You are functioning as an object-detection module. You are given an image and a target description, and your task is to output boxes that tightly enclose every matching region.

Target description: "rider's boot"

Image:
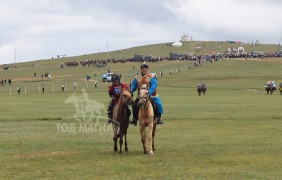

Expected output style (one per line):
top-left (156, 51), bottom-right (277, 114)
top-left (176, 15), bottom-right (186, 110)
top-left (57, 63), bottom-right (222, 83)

top-left (107, 101), bottom-right (114, 125)
top-left (129, 105), bottom-right (138, 126)
top-left (126, 106), bottom-right (131, 123)
top-left (157, 113), bottom-right (163, 125)
top-left (107, 113), bottom-right (112, 125)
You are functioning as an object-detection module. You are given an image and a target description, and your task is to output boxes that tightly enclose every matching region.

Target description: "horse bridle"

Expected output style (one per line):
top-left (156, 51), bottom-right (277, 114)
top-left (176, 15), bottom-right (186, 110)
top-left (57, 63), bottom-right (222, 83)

top-left (119, 87), bottom-right (133, 106)
top-left (137, 89), bottom-right (149, 108)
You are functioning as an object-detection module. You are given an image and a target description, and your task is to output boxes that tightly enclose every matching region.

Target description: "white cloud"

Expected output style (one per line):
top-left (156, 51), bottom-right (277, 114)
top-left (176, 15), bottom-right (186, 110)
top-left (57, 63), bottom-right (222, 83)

top-left (165, 0), bottom-right (282, 41)
top-left (0, 0), bottom-right (282, 64)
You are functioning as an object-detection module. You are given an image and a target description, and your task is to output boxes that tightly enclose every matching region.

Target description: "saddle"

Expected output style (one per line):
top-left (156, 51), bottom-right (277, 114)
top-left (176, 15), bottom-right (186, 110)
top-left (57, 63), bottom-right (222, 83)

top-left (149, 99), bottom-right (158, 120)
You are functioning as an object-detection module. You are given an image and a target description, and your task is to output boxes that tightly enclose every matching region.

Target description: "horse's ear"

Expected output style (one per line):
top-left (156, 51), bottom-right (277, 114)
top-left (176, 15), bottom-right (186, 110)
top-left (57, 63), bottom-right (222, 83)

top-left (123, 90), bottom-right (132, 98)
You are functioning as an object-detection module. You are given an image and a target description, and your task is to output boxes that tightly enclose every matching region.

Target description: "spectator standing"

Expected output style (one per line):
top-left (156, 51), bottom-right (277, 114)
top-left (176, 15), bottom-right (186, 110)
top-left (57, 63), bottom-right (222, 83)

top-left (42, 84), bottom-right (45, 94)
top-left (94, 80), bottom-right (98, 88)
top-left (62, 84), bottom-right (65, 91)
top-left (74, 82), bottom-right (77, 91)
top-left (17, 85), bottom-right (21, 95)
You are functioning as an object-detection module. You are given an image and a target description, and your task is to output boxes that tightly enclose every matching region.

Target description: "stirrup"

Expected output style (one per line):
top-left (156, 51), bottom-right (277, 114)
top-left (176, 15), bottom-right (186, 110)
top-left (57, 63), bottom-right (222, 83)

top-left (106, 120), bottom-right (112, 125)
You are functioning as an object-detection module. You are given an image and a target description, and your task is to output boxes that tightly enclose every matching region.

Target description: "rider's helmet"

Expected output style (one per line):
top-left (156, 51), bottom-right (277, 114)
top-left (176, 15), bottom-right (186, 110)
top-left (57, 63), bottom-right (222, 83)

top-left (140, 64), bottom-right (149, 69)
top-left (111, 74), bottom-right (120, 83)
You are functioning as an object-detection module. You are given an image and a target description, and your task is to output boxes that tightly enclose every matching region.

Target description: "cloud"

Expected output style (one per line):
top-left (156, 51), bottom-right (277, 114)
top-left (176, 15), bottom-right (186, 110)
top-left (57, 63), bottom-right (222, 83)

top-left (165, 0), bottom-right (282, 42)
top-left (0, 0), bottom-right (282, 64)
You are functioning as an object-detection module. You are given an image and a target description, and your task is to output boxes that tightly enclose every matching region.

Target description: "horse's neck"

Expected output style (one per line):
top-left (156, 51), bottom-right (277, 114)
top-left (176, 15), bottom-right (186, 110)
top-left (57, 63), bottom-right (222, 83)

top-left (139, 100), bottom-right (154, 126)
top-left (140, 100), bottom-right (152, 112)
top-left (117, 98), bottom-right (127, 115)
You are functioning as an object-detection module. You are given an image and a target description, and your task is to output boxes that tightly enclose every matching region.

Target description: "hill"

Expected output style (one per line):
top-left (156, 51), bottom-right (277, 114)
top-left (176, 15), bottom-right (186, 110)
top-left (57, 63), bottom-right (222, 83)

top-left (2, 40), bottom-right (281, 67)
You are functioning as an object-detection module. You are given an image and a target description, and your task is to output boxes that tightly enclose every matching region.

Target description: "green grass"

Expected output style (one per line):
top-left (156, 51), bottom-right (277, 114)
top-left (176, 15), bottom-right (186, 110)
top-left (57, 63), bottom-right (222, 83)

top-left (0, 58), bottom-right (282, 179)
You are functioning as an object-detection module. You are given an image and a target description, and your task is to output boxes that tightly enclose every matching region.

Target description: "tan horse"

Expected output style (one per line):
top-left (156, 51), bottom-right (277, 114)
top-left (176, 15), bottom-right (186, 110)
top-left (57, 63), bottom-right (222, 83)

top-left (112, 89), bottom-right (132, 154)
top-left (137, 85), bottom-right (157, 155)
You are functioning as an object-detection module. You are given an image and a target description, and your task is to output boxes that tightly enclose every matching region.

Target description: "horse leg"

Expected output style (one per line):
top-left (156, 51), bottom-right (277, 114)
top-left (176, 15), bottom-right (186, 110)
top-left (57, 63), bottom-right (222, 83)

top-left (113, 135), bottom-right (118, 152)
top-left (119, 132), bottom-right (123, 154)
top-left (152, 122), bottom-right (156, 151)
top-left (113, 124), bottom-right (118, 152)
top-left (140, 127), bottom-right (147, 154)
top-left (124, 130), bottom-right (128, 152)
top-left (148, 124), bottom-right (154, 155)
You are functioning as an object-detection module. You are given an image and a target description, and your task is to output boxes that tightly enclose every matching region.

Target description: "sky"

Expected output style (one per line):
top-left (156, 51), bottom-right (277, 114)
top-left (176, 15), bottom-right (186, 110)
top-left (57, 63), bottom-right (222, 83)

top-left (1, 0), bottom-right (282, 64)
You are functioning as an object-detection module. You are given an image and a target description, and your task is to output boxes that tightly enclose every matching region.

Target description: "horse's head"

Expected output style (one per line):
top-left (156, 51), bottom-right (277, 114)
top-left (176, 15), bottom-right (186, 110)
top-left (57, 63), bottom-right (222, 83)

top-left (119, 89), bottom-right (133, 105)
top-left (137, 85), bottom-right (149, 106)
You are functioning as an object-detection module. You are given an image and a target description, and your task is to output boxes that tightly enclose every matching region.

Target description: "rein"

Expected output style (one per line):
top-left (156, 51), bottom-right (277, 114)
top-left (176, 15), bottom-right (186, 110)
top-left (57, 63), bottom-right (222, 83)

top-left (138, 96), bottom-right (149, 108)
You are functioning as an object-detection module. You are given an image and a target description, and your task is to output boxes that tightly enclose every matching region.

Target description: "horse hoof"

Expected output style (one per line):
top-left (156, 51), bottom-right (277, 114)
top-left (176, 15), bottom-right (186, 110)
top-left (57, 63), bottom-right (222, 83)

top-left (125, 148), bottom-right (128, 152)
top-left (148, 151), bottom-right (154, 155)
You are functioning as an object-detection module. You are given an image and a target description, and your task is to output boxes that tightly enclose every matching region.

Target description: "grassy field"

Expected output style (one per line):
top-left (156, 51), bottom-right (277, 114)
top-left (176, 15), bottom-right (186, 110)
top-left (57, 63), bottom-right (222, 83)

top-left (0, 58), bottom-right (282, 179)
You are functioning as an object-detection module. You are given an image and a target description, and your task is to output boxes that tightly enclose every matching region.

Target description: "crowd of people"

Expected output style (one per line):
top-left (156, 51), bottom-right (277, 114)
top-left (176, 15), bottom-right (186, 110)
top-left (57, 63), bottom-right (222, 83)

top-left (0, 79), bottom-right (12, 86)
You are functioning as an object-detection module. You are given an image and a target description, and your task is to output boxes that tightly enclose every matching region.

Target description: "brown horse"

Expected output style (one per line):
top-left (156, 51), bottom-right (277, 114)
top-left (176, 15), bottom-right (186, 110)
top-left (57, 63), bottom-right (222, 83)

top-left (112, 89), bottom-right (132, 154)
top-left (137, 84), bottom-right (157, 155)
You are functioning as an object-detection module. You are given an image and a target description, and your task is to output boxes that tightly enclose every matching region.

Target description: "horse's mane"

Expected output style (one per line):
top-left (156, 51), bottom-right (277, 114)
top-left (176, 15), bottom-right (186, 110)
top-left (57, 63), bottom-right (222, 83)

top-left (117, 95), bottom-right (126, 116)
top-left (116, 90), bottom-right (131, 120)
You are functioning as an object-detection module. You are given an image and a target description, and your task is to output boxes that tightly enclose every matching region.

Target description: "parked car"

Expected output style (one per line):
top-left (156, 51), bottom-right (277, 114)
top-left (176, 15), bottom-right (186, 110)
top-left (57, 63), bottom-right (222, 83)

top-left (102, 73), bottom-right (114, 82)
top-left (106, 73), bottom-right (115, 82)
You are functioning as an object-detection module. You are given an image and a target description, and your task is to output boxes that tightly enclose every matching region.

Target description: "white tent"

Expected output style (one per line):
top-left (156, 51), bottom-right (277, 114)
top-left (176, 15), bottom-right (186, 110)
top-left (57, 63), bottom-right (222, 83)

top-left (172, 41), bottom-right (183, 47)
top-left (238, 47), bottom-right (244, 53)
